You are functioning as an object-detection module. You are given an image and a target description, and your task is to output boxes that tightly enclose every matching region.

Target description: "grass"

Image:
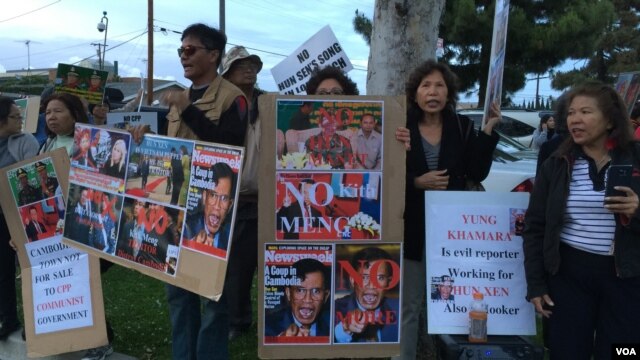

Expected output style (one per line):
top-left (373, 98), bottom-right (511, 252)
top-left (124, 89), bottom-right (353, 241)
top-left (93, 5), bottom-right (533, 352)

top-left (17, 266), bottom-right (546, 359)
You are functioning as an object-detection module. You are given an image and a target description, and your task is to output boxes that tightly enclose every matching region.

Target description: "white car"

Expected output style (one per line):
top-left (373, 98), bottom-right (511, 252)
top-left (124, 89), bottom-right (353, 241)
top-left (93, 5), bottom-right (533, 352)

top-left (459, 110), bottom-right (537, 148)
top-left (482, 146), bottom-right (536, 193)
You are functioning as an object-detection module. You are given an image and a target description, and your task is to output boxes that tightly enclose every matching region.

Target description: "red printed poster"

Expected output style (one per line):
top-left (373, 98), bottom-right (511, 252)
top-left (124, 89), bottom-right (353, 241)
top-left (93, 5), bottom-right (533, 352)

top-left (275, 172), bottom-right (381, 240)
top-left (263, 244), bottom-right (333, 345)
top-left (69, 124), bottom-right (131, 194)
top-left (181, 144), bottom-right (243, 259)
top-left (333, 243), bottom-right (401, 344)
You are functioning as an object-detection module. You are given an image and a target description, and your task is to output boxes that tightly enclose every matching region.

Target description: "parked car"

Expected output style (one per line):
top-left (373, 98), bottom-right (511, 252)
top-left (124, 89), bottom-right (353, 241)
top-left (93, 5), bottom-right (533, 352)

top-left (482, 146), bottom-right (536, 193)
top-left (460, 110), bottom-right (537, 148)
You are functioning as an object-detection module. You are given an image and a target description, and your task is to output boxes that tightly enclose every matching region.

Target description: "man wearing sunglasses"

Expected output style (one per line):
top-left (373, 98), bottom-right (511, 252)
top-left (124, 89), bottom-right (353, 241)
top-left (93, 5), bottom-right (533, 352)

top-left (157, 23), bottom-right (247, 360)
top-left (264, 258), bottom-right (331, 341)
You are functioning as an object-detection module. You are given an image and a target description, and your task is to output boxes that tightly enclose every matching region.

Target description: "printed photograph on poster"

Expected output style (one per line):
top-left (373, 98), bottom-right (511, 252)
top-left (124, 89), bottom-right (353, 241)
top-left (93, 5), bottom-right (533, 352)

top-left (276, 99), bottom-right (384, 170)
top-left (510, 208), bottom-right (526, 236)
top-left (69, 125), bottom-right (131, 194)
top-left (7, 162), bottom-right (45, 208)
top-left (115, 197), bottom-right (183, 275)
top-left (126, 135), bottom-right (194, 207)
top-left (54, 63), bottom-right (109, 105)
top-left (430, 275), bottom-right (455, 302)
top-left (275, 172), bottom-right (381, 240)
top-left (182, 144), bottom-right (242, 259)
top-left (19, 197), bottom-right (65, 242)
top-left (334, 243), bottom-right (401, 344)
top-left (623, 73), bottom-right (640, 114)
top-left (263, 243), bottom-right (333, 345)
top-left (63, 183), bottom-right (124, 255)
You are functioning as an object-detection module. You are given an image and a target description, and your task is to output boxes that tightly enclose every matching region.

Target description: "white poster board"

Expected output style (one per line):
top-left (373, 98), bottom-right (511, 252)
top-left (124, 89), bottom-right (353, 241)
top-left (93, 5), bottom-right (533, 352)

top-left (106, 111), bottom-right (158, 133)
top-left (270, 25), bottom-right (353, 95)
top-left (425, 191), bottom-right (535, 335)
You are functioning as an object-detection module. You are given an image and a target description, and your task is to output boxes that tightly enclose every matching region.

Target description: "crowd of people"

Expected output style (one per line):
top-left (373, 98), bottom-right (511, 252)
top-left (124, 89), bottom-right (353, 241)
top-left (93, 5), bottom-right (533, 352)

top-left (0, 20), bottom-right (638, 360)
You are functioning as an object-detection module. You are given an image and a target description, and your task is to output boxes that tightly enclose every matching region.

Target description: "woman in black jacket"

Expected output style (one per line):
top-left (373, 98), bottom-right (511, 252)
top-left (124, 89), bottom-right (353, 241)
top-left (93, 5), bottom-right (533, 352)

top-left (398, 60), bottom-right (499, 359)
top-left (524, 82), bottom-right (640, 359)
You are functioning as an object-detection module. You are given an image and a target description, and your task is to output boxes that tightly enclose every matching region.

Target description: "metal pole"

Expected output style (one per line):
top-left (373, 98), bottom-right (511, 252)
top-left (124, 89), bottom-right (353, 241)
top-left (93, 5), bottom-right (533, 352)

top-left (219, 0), bottom-right (225, 73)
top-left (102, 12), bottom-right (108, 70)
top-left (147, 0), bottom-right (154, 105)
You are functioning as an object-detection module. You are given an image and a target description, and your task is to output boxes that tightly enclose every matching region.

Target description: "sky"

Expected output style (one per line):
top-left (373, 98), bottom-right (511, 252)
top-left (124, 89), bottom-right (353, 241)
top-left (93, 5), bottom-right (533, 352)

top-left (0, 0), bottom-right (561, 105)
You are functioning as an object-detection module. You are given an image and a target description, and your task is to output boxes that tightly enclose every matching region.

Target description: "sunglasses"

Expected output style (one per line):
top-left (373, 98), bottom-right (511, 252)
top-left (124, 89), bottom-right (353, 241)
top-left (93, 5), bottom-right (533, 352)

top-left (177, 45), bottom-right (211, 57)
top-left (316, 88), bottom-right (344, 95)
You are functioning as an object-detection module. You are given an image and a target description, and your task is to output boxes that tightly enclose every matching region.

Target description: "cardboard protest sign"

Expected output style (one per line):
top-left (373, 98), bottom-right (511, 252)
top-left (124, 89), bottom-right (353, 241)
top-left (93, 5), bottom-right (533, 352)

top-left (106, 111), bottom-right (159, 134)
top-left (0, 149), bottom-right (107, 357)
top-left (271, 26), bottom-right (353, 95)
top-left (425, 191), bottom-right (536, 335)
top-left (258, 94), bottom-right (405, 359)
top-left (482, 0), bottom-right (510, 125)
top-left (54, 63), bottom-right (109, 105)
top-left (62, 124), bottom-right (243, 299)
top-left (14, 96), bottom-right (40, 133)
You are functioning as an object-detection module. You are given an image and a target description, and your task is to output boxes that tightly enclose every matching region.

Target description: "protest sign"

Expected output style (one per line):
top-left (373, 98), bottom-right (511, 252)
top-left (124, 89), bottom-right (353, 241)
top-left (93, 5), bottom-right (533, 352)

top-left (271, 26), bottom-right (353, 95)
top-left (614, 72), bottom-right (640, 114)
top-left (14, 96), bottom-right (40, 133)
top-left (0, 149), bottom-right (106, 357)
top-left (106, 111), bottom-right (158, 133)
top-left (54, 63), bottom-right (109, 105)
top-left (258, 94), bottom-right (405, 359)
top-left (425, 191), bottom-right (536, 335)
top-left (482, 0), bottom-right (510, 125)
top-left (62, 125), bottom-right (244, 299)
top-left (334, 243), bottom-right (402, 344)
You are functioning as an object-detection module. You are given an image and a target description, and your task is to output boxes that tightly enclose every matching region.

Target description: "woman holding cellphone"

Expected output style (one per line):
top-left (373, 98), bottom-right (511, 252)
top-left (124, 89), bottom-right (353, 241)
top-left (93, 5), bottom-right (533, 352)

top-left (523, 81), bottom-right (640, 359)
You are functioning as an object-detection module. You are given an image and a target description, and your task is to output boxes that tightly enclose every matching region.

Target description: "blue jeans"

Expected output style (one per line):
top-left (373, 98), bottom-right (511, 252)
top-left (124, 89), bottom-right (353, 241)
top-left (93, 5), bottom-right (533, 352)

top-left (166, 285), bottom-right (229, 360)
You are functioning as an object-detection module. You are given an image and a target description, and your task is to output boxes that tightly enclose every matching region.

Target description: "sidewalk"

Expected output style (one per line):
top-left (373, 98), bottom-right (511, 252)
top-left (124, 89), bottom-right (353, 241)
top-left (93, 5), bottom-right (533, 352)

top-left (0, 327), bottom-right (137, 360)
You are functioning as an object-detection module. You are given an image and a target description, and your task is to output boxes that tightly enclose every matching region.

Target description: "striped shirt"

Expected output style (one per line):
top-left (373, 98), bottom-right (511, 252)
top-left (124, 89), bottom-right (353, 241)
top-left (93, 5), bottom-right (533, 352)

top-left (560, 158), bottom-right (615, 255)
top-left (421, 137), bottom-right (440, 171)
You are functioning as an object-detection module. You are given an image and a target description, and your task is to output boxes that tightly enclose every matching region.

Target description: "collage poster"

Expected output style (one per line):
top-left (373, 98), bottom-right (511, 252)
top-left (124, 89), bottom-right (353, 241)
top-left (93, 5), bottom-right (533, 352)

top-left (262, 243), bottom-right (402, 346)
top-left (275, 99), bottom-right (384, 241)
top-left (63, 125), bottom-right (243, 282)
top-left (425, 192), bottom-right (536, 335)
top-left (6, 157), bottom-right (94, 335)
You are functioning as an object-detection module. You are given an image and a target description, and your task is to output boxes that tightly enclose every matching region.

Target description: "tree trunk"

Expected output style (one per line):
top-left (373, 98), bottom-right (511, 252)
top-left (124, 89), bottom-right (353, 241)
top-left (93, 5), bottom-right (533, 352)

top-left (366, 0), bottom-right (445, 96)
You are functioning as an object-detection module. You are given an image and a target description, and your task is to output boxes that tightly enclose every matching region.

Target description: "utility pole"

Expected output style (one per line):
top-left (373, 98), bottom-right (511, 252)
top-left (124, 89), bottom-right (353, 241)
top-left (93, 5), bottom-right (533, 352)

top-left (219, 0), bottom-right (225, 73)
top-left (147, 0), bottom-right (154, 105)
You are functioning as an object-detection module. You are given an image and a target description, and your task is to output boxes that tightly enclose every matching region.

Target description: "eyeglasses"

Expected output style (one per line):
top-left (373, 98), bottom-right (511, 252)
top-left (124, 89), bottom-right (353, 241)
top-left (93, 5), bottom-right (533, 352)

top-left (317, 88), bottom-right (344, 96)
top-left (8, 114), bottom-right (23, 120)
top-left (291, 287), bottom-right (325, 300)
top-left (177, 45), bottom-right (211, 57)
top-left (205, 190), bottom-right (231, 205)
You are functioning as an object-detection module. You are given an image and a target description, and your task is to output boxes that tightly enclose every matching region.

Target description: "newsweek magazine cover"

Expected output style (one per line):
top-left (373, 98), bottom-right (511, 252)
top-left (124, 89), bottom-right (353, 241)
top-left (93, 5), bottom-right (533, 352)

top-left (181, 143), bottom-right (243, 260)
top-left (263, 244), bottom-right (334, 345)
top-left (333, 243), bottom-right (401, 344)
top-left (69, 124), bottom-right (130, 194)
top-left (275, 172), bottom-right (381, 241)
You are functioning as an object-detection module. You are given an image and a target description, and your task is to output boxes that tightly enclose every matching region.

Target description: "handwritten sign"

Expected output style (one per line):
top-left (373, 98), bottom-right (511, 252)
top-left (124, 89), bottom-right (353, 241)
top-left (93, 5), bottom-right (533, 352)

top-left (27, 236), bottom-right (93, 334)
top-left (425, 191), bottom-right (535, 335)
top-left (106, 111), bottom-right (158, 133)
top-left (271, 25), bottom-right (353, 95)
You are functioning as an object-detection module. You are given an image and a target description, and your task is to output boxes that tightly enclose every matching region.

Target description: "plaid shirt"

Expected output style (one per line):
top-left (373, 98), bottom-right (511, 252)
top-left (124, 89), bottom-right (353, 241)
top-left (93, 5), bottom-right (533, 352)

top-left (305, 133), bottom-right (353, 169)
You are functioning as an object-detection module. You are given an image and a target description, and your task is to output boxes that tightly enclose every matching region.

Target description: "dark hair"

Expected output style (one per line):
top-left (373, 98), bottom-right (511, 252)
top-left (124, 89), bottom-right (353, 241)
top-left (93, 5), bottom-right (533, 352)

top-left (28, 206), bottom-right (37, 213)
top-left (0, 96), bottom-right (16, 125)
top-left (291, 258), bottom-right (329, 290)
top-left (406, 59), bottom-right (459, 115)
top-left (182, 23), bottom-right (227, 67)
top-left (42, 93), bottom-right (89, 137)
top-left (212, 162), bottom-right (237, 196)
top-left (538, 114), bottom-right (552, 131)
top-left (350, 246), bottom-right (393, 274)
top-left (306, 66), bottom-right (359, 95)
top-left (559, 81), bottom-right (634, 154)
top-left (298, 178), bottom-right (315, 191)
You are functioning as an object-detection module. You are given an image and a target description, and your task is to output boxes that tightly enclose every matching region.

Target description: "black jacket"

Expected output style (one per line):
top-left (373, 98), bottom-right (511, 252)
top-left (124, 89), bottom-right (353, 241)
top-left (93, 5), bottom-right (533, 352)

top-left (403, 106), bottom-right (498, 261)
top-left (523, 145), bottom-right (640, 300)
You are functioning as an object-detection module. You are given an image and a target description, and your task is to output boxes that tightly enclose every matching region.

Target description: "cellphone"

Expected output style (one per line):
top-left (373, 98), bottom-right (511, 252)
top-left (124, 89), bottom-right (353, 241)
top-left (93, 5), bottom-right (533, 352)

top-left (605, 165), bottom-right (632, 198)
